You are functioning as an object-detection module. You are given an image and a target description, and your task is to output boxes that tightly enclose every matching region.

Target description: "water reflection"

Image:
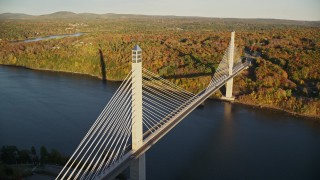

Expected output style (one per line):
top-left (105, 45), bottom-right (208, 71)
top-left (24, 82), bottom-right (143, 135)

top-left (224, 102), bottom-right (233, 122)
top-left (222, 102), bottom-right (234, 146)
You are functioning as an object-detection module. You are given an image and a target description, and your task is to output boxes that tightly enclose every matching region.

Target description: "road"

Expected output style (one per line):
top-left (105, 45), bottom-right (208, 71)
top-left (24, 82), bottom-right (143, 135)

top-left (99, 60), bottom-right (250, 180)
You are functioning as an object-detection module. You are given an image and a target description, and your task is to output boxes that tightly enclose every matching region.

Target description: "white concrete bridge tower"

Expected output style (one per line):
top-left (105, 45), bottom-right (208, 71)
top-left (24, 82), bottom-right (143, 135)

top-left (131, 45), bottom-right (146, 180)
top-left (223, 31), bottom-right (236, 101)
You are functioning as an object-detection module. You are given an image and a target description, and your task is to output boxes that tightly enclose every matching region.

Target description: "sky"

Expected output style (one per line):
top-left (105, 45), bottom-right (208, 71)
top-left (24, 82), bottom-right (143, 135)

top-left (0, 0), bottom-right (319, 21)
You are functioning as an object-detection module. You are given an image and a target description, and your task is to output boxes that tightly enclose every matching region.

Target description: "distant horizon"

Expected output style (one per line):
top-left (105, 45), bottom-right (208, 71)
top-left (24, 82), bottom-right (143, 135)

top-left (1, 11), bottom-right (319, 22)
top-left (0, 0), bottom-right (319, 21)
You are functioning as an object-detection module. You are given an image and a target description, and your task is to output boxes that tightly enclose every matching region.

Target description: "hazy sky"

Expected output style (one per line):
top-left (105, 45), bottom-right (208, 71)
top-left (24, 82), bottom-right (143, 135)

top-left (0, 0), bottom-right (319, 21)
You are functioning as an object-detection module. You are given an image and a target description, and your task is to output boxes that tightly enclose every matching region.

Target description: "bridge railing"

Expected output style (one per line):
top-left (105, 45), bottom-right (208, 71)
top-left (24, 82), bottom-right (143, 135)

top-left (88, 60), bottom-right (251, 180)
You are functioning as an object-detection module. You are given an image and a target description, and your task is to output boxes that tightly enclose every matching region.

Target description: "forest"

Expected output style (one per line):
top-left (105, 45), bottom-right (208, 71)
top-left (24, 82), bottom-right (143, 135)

top-left (0, 145), bottom-right (68, 179)
top-left (0, 12), bottom-right (319, 118)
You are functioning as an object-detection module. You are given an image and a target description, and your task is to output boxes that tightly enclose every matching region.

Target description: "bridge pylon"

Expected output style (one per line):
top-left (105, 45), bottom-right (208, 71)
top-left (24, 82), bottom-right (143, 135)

top-left (222, 31), bottom-right (236, 101)
top-left (131, 45), bottom-right (146, 180)
top-left (56, 33), bottom-right (250, 180)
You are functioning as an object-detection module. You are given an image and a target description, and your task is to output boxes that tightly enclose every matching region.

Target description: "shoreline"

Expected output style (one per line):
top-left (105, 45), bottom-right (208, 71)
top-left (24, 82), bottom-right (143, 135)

top-left (1, 64), bottom-right (319, 120)
top-left (0, 64), bottom-right (123, 82)
top-left (232, 100), bottom-right (320, 120)
top-left (207, 96), bottom-right (319, 120)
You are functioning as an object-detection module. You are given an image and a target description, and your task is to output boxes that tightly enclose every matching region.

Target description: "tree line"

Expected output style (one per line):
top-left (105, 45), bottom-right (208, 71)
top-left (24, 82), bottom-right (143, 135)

top-left (0, 17), bottom-right (319, 118)
top-left (0, 145), bottom-right (68, 165)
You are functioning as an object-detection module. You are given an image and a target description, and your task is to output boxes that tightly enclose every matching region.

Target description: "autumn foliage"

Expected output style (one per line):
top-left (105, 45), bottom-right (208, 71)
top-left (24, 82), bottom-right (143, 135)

top-left (0, 15), bottom-right (319, 118)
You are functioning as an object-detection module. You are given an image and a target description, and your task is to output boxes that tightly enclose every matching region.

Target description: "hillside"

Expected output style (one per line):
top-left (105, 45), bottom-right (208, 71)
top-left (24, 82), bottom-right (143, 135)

top-left (39, 11), bottom-right (77, 18)
top-left (0, 12), bottom-right (319, 118)
top-left (0, 13), bottom-right (34, 19)
top-left (1, 12), bottom-right (319, 27)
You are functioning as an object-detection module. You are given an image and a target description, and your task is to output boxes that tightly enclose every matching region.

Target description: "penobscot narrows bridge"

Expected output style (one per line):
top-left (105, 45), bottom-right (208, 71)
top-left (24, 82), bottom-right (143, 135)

top-left (56, 31), bottom-right (250, 180)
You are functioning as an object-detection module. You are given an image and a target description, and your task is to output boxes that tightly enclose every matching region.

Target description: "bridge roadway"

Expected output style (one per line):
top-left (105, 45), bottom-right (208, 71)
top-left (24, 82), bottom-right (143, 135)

top-left (97, 60), bottom-right (250, 180)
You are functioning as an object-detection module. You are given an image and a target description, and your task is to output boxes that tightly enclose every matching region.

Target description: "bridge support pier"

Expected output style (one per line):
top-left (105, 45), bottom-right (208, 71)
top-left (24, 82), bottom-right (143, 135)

top-left (222, 31), bottom-right (235, 101)
top-left (131, 45), bottom-right (146, 180)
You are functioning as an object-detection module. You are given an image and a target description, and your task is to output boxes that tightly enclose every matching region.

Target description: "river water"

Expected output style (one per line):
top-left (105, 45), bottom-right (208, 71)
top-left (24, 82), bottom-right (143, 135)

top-left (0, 66), bottom-right (319, 179)
top-left (12, 33), bottom-right (84, 43)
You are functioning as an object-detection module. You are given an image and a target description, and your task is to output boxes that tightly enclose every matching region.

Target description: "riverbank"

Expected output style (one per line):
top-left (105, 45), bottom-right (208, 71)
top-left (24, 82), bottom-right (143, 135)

top-left (1, 64), bottom-right (318, 120)
top-left (232, 100), bottom-right (320, 120)
top-left (206, 96), bottom-right (320, 120)
top-left (0, 64), bottom-right (122, 82)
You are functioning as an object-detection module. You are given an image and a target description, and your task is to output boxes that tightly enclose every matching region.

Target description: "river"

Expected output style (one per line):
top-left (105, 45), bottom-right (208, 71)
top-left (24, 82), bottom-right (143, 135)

top-left (12, 33), bottom-right (84, 43)
top-left (0, 66), bottom-right (319, 179)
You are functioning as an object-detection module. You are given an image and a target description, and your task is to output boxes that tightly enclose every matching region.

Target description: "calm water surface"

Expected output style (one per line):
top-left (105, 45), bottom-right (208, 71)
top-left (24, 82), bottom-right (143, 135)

top-left (12, 33), bottom-right (84, 43)
top-left (0, 66), bottom-right (319, 179)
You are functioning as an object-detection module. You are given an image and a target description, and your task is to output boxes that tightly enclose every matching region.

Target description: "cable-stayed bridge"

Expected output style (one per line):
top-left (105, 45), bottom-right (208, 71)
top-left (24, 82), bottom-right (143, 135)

top-left (56, 31), bottom-right (250, 180)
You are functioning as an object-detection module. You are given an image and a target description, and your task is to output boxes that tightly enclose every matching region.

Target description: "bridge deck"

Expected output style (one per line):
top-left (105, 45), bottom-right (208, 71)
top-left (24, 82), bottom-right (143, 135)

top-left (97, 60), bottom-right (250, 180)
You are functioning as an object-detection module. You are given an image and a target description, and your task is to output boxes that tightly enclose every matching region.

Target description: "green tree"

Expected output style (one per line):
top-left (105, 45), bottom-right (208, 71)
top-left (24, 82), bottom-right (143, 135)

top-left (40, 146), bottom-right (49, 164)
top-left (18, 150), bottom-right (31, 164)
top-left (31, 146), bottom-right (36, 156)
top-left (0, 146), bottom-right (18, 164)
top-left (30, 146), bottom-right (38, 164)
top-left (49, 149), bottom-right (62, 165)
